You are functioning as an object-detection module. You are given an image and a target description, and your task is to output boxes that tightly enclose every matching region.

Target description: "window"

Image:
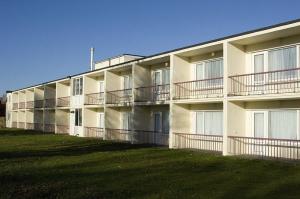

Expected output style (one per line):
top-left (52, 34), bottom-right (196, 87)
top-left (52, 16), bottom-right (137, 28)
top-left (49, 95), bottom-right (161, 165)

top-left (195, 59), bottom-right (223, 87)
top-left (123, 75), bottom-right (132, 95)
top-left (153, 68), bottom-right (170, 85)
top-left (99, 113), bottom-right (104, 128)
top-left (254, 54), bottom-right (264, 82)
top-left (269, 110), bottom-right (297, 139)
top-left (154, 111), bottom-right (169, 133)
top-left (195, 59), bottom-right (223, 80)
top-left (122, 112), bottom-right (132, 130)
top-left (195, 111), bottom-right (223, 135)
top-left (251, 110), bottom-right (298, 140)
top-left (252, 46), bottom-right (298, 80)
top-left (73, 77), bottom-right (83, 96)
top-left (75, 109), bottom-right (82, 126)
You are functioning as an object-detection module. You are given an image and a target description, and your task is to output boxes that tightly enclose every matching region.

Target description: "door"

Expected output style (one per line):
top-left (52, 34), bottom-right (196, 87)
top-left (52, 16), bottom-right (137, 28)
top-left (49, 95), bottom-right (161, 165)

top-left (99, 81), bottom-right (104, 101)
top-left (122, 112), bottom-right (132, 141)
top-left (73, 109), bottom-right (82, 136)
top-left (253, 112), bottom-right (265, 154)
top-left (70, 110), bottom-right (75, 135)
top-left (252, 53), bottom-right (265, 94)
top-left (154, 71), bottom-right (162, 100)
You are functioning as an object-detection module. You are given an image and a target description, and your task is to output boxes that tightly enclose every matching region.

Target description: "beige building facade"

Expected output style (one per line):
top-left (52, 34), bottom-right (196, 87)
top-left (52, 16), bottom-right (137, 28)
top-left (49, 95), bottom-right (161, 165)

top-left (6, 19), bottom-right (300, 160)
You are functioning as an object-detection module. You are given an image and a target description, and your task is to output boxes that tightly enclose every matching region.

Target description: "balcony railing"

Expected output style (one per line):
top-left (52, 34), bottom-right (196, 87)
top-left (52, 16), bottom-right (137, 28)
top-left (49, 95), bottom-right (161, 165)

top-left (228, 136), bottom-right (300, 160)
top-left (19, 102), bottom-right (25, 109)
top-left (106, 89), bottom-right (132, 105)
top-left (34, 100), bottom-right (44, 108)
top-left (105, 128), bottom-right (169, 145)
top-left (13, 103), bottom-right (18, 110)
top-left (26, 101), bottom-right (34, 109)
top-left (26, 123), bottom-right (34, 130)
top-left (173, 132), bottom-right (223, 152)
top-left (174, 78), bottom-right (223, 100)
top-left (56, 125), bottom-right (69, 134)
top-left (85, 92), bottom-right (104, 105)
top-left (84, 127), bottom-right (104, 138)
top-left (135, 84), bottom-right (170, 102)
top-left (134, 130), bottom-right (169, 145)
top-left (44, 124), bottom-right (55, 132)
top-left (34, 123), bottom-right (43, 131)
top-left (12, 122), bottom-right (18, 128)
top-left (18, 122), bottom-right (25, 129)
top-left (56, 97), bottom-right (70, 107)
top-left (44, 98), bottom-right (56, 108)
top-left (229, 68), bottom-right (300, 96)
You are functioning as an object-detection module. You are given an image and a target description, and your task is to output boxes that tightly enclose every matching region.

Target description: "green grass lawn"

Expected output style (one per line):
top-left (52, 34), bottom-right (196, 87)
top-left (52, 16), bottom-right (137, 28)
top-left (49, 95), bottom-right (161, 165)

top-left (0, 129), bottom-right (300, 199)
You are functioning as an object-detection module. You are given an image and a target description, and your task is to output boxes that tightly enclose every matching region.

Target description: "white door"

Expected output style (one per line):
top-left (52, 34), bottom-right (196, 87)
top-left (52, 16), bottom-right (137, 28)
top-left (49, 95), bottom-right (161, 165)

top-left (154, 112), bottom-right (162, 132)
top-left (154, 71), bottom-right (162, 100)
top-left (73, 109), bottom-right (83, 136)
top-left (122, 112), bottom-right (132, 141)
top-left (99, 113), bottom-right (104, 129)
top-left (70, 110), bottom-right (75, 135)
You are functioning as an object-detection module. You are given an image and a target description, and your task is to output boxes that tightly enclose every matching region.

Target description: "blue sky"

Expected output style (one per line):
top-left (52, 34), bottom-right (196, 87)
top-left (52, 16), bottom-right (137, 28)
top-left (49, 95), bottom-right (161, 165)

top-left (1, 0), bottom-right (300, 95)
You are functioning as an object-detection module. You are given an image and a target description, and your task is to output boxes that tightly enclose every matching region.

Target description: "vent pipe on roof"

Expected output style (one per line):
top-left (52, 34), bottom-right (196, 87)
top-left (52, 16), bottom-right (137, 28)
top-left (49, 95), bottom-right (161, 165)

top-left (90, 47), bottom-right (95, 71)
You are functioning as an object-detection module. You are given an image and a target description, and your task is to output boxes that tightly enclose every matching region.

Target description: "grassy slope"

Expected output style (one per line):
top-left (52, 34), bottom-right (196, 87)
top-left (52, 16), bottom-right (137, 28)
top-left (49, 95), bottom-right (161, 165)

top-left (0, 129), bottom-right (300, 199)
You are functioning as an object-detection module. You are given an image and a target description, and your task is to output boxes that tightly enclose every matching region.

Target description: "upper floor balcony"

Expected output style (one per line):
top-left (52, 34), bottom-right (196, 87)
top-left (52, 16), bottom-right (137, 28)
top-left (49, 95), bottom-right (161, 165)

top-left (34, 100), bottom-right (44, 108)
top-left (85, 92), bottom-right (104, 105)
top-left (56, 96), bottom-right (70, 107)
top-left (26, 101), bottom-right (34, 109)
top-left (19, 101), bottom-right (25, 109)
top-left (174, 77), bottom-right (223, 100)
top-left (106, 89), bottom-right (132, 106)
top-left (135, 84), bottom-right (170, 103)
top-left (229, 68), bottom-right (300, 97)
top-left (45, 98), bottom-right (56, 108)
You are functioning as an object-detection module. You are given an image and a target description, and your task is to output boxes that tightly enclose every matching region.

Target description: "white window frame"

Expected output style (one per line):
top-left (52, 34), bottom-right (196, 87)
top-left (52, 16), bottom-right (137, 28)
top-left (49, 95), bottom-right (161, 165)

top-left (193, 110), bottom-right (223, 135)
top-left (72, 77), bottom-right (83, 96)
top-left (251, 45), bottom-right (300, 79)
top-left (153, 112), bottom-right (162, 132)
top-left (193, 57), bottom-right (224, 81)
top-left (98, 112), bottom-right (104, 129)
top-left (250, 109), bottom-right (300, 140)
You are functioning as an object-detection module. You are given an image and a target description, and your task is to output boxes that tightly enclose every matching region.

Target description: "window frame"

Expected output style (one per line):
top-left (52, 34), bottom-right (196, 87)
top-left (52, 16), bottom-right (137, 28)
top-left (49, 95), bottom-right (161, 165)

top-left (250, 109), bottom-right (300, 140)
top-left (193, 110), bottom-right (223, 136)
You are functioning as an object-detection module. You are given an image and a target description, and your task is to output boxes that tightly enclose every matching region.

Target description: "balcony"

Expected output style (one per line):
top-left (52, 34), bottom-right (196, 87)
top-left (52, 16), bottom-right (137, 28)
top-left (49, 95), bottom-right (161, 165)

top-left (173, 132), bottom-right (223, 152)
top-left (44, 98), bottom-right (56, 108)
top-left (174, 78), bottom-right (223, 100)
top-left (135, 84), bottom-right (170, 103)
top-left (12, 122), bottom-right (18, 128)
top-left (106, 89), bottom-right (132, 106)
top-left (44, 124), bottom-right (55, 132)
top-left (229, 68), bottom-right (300, 96)
top-left (26, 101), bottom-right (34, 109)
top-left (19, 102), bottom-right (25, 109)
top-left (228, 136), bottom-right (300, 160)
top-left (34, 100), bottom-right (44, 108)
top-left (18, 122), bottom-right (25, 129)
top-left (26, 123), bottom-right (34, 130)
top-left (84, 127), bottom-right (104, 138)
top-left (12, 103), bottom-right (18, 110)
top-left (85, 92), bottom-right (104, 105)
top-left (56, 125), bottom-right (69, 134)
top-left (34, 123), bottom-right (43, 131)
top-left (56, 97), bottom-right (70, 107)
top-left (105, 128), bottom-right (169, 145)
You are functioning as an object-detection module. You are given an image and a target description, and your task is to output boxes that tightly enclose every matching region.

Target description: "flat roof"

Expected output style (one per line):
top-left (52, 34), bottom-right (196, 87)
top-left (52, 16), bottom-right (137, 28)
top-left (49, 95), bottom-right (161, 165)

top-left (9, 18), bottom-right (300, 92)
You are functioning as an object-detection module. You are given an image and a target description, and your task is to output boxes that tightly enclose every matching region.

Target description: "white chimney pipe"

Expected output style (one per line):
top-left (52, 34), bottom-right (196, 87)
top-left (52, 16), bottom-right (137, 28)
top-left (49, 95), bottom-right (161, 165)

top-left (90, 47), bottom-right (95, 71)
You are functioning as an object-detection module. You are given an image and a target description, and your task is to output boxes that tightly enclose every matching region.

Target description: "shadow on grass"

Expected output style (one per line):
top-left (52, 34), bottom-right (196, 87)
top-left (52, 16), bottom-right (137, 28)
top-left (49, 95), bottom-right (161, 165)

top-left (0, 128), bottom-right (53, 136)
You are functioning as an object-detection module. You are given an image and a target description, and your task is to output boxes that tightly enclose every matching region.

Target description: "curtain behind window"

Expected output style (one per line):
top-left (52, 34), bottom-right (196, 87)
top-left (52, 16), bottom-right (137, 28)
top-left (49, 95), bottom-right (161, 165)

top-left (269, 110), bottom-right (297, 139)
top-left (268, 47), bottom-right (297, 79)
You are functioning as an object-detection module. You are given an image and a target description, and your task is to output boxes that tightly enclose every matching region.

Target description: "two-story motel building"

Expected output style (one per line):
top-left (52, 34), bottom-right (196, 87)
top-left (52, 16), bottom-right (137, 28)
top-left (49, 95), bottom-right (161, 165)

top-left (6, 19), bottom-right (300, 160)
